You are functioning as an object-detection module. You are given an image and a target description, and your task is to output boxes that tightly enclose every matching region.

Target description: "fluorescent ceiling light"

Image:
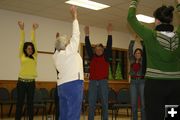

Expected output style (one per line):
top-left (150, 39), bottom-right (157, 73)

top-left (65, 0), bottom-right (110, 10)
top-left (136, 14), bottom-right (155, 23)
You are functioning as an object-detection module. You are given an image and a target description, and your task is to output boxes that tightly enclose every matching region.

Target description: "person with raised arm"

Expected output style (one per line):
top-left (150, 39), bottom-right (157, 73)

top-left (127, 0), bottom-right (180, 119)
top-left (84, 24), bottom-right (112, 120)
top-left (128, 34), bottom-right (146, 120)
top-left (16, 21), bottom-right (39, 120)
top-left (53, 6), bottom-right (84, 120)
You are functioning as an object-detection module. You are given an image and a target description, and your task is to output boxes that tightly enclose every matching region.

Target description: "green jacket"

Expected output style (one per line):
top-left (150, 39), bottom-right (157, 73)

top-left (127, 0), bottom-right (180, 80)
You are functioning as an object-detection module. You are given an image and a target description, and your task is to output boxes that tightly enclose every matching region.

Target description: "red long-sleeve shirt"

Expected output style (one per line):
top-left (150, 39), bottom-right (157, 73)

top-left (85, 35), bottom-right (112, 80)
top-left (89, 55), bottom-right (109, 80)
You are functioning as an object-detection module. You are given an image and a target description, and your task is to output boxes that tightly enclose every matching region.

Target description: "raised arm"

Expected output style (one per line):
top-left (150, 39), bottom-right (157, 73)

top-left (177, 0), bottom-right (180, 6)
top-left (18, 21), bottom-right (25, 57)
top-left (105, 23), bottom-right (112, 60)
top-left (128, 40), bottom-right (135, 64)
top-left (84, 26), bottom-right (93, 59)
top-left (54, 32), bottom-right (59, 52)
top-left (66, 6), bottom-right (80, 53)
top-left (31, 23), bottom-right (39, 57)
top-left (127, 0), bottom-right (153, 41)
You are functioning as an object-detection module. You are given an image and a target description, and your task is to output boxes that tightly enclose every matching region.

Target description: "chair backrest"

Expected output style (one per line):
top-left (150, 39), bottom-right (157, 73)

top-left (50, 87), bottom-right (56, 100)
top-left (117, 88), bottom-right (130, 104)
top-left (0, 87), bottom-right (10, 101)
top-left (39, 88), bottom-right (50, 100)
top-left (108, 88), bottom-right (117, 103)
top-left (11, 87), bottom-right (17, 101)
top-left (34, 88), bottom-right (43, 102)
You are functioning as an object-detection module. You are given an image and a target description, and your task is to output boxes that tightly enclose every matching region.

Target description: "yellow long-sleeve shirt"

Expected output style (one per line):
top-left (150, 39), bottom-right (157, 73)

top-left (19, 30), bottom-right (37, 79)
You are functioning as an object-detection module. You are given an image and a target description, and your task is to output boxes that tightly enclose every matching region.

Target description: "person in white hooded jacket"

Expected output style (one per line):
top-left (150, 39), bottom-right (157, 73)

top-left (53, 6), bottom-right (84, 120)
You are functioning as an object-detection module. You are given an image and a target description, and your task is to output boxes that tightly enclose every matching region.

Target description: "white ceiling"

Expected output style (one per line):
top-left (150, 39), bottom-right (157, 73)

top-left (0, 0), bottom-right (179, 33)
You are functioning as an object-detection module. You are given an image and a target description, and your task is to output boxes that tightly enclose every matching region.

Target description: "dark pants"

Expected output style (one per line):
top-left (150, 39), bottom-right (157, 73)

top-left (15, 80), bottom-right (35, 120)
top-left (57, 80), bottom-right (83, 120)
top-left (144, 80), bottom-right (180, 120)
top-left (88, 80), bottom-right (108, 120)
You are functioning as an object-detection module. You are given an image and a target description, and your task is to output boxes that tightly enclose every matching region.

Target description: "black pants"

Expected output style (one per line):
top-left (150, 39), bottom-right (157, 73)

top-left (144, 80), bottom-right (180, 120)
top-left (15, 80), bottom-right (35, 120)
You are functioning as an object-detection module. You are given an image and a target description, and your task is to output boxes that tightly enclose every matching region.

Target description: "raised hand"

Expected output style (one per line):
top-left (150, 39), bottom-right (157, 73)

top-left (70, 5), bottom-right (77, 20)
top-left (33, 23), bottom-right (39, 30)
top-left (18, 21), bottom-right (24, 30)
top-left (84, 26), bottom-right (89, 35)
top-left (134, 34), bottom-right (141, 43)
top-left (107, 23), bottom-right (113, 34)
top-left (56, 32), bottom-right (60, 39)
top-left (177, 0), bottom-right (180, 4)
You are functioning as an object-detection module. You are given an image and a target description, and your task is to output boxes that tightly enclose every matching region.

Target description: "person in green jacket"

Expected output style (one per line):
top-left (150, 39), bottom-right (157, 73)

top-left (127, 0), bottom-right (180, 120)
top-left (15, 21), bottom-right (39, 120)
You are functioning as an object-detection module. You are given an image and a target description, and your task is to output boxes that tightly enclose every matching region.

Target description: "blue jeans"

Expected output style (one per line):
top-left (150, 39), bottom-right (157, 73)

top-left (88, 80), bottom-right (108, 120)
top-left (57, 80), bottom-right (83, 120)
top-left (130, 79), bottom-right (146, 120)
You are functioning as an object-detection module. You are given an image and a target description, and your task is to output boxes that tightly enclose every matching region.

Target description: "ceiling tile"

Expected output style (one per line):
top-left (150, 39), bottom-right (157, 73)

top-left (100, 7), bottom-right (127, 17)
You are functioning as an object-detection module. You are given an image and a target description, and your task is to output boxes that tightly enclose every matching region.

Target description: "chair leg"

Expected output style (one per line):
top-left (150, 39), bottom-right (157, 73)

top-left (127, 108), bottom-right (129, 116)
top-left (8, 104), bottom-right (13, 117)
top-left (115, 110), bottom-right (116, 120)
top-left (53, 107), bottom-right (55, 120)
top-left (130, 108), bottom-right (132, 120)
top-left (23, 109), bottom-right (26, 120)
top-left (42, 108), bottom-right (44, 120)
top-left (100, 108), bottom-right (102, 120)
top-left (45, 106), bottom-right (47, 120)
top-left (36, 108), bottom-right (39, 115)
top-left (53, 114), bottom-right (54, 120)
top-left (82, 105), bottom-right (86, 120)
top-left (0, 104), bottom-right (3, 119)
top-left (53, 108), bottom-right (55, 120)
top-left (115, 109), bottom-right (118, 120)
top-left (1, 105), bottom-right (3, 119)
top-left (48, 103), bottom-right (53, 114)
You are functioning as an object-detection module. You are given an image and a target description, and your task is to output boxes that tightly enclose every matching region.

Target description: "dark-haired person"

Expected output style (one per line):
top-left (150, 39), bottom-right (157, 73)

top-left (84, 24), bottom-right (112, 120)
top-left (53, 6), bottom-right (84, 120)
top-left (15, 21), bottom-right (39, 120)
top-left (129, 36), bottom-right (146, 120)
top-left (127, 0), bottom-right (180, 120)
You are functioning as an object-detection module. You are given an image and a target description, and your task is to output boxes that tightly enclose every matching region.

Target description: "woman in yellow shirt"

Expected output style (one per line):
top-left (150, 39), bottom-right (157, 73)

top-left (15, 21), bottom-right (38, 120)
